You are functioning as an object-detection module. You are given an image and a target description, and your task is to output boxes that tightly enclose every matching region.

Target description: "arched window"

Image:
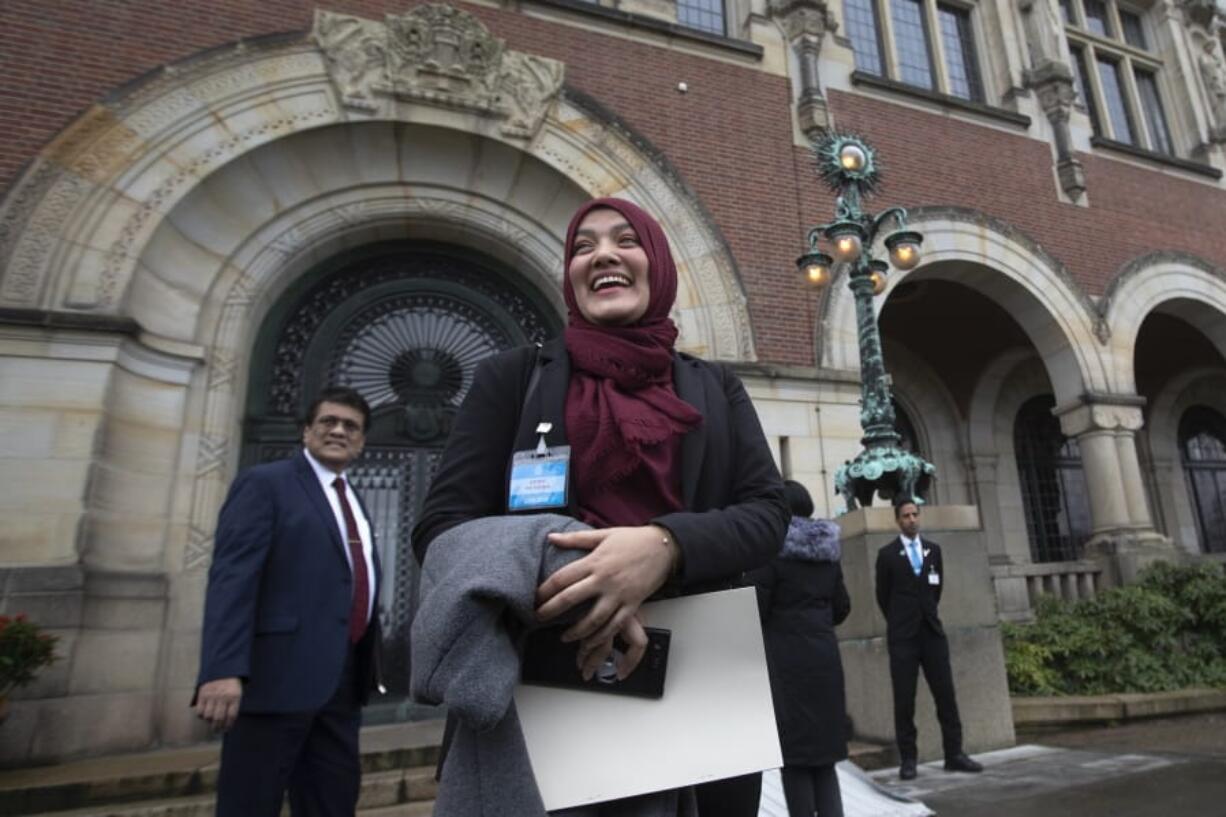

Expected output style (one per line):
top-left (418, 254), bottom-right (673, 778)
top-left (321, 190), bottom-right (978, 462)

top-left (1179, 406), bottom-right (1226, 553)
top-left (1014, 395), bottom-right (1092, 562)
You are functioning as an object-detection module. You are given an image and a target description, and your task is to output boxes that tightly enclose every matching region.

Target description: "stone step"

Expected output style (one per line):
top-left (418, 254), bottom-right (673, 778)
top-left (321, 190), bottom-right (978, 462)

top-left (21, 795), bottom-right (437, 817)
top-left (20, 768), bottom-right (436, 817)
top-left (0, 720), bottom-right (444, 816)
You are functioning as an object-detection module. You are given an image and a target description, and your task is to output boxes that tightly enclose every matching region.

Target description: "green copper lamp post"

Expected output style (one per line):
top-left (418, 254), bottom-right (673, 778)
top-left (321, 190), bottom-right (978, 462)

top-left (797, 132), bottom-right (935, 512)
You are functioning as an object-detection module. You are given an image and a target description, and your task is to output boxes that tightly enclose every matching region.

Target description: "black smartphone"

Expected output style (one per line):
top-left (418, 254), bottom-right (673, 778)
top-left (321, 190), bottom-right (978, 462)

top-left (519, 625), bottom-right (671, 699)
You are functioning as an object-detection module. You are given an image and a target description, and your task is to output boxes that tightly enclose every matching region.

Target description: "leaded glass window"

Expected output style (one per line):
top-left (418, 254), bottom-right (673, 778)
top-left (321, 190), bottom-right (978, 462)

top-left (1120, 9), bottom-right (1146, 48)
top-left (892, 0), bottom-right (936, 88)
top-left (1180, 406), bottom-right (1226, 553)
top-left (1082, 0), bottom-right (1112, 37)
top-left (845, 0), bottom-right (886, 75)
top-left (1015, 395), bottom-right (1092, 563)
top-left (1097, 56), bottom-right (1136, 145)
top-left (938, 4), bottom-right (983, 101)
top-left (1064, 0), bottom-right (1177, 155)
top-left (844, 0), bottom-right (984, 99)
top-left (1135, 68), bottom-right (1173, 155)
top-left (677, 0), bottom-right (725, 35)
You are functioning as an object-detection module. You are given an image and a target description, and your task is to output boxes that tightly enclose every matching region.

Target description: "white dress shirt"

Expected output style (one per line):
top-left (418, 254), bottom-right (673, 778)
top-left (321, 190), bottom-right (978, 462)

top-left (304, 447), bottom-right (376, 624)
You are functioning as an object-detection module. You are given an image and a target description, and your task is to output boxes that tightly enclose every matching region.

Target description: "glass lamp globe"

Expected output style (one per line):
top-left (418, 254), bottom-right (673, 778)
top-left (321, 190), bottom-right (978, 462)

top-left (885, 230), bottom-right (923, 271)
top-left (839, 143), bottom-right (867, 172)
top-left (797, 251), bottom-right (834, 288)
top-left (825, 224), bottom-right (865, 263)
top-left (868, 262), bottom-right (888, 295)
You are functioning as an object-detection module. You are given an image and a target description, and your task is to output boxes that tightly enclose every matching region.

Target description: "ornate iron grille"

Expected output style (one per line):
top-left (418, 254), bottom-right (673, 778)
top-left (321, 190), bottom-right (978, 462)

top-left (245, 247), bottom-right (558, 700)
top-left (1180, 406), bottom-right (1226, 554)
top-left (1014, 395), bottom-right (1092, 562)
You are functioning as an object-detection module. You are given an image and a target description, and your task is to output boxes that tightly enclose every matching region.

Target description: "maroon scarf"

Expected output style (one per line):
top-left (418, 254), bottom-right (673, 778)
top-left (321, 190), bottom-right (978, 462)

top-left (562, 198), bottom-right (703, 527)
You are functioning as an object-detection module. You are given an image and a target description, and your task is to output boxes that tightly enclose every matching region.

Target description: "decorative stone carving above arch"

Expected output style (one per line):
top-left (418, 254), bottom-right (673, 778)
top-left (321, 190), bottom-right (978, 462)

top-left (818, 206), bottom-right (1108, 404)
top-left (1099, 251), bottom-right (1226, 393)
top-left (0, 4), bottom-right (753, 363)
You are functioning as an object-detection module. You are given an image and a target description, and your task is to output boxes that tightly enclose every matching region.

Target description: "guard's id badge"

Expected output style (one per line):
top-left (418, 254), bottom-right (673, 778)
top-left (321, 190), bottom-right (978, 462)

top-left (508, 423), bottom-right (570, 511)
top-left (928, 570), bottom-right (941, 586)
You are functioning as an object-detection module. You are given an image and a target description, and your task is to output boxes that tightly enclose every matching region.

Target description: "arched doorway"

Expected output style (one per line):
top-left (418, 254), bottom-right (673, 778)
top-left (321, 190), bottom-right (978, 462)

top-left (243, 241), bottom-right (561, 706)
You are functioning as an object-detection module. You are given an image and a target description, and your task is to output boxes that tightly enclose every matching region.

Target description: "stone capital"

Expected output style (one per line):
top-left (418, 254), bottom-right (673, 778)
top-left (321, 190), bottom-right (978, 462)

top-left (1026, 62), bottom-right (1076, 121)
top-left (312, 4), bottom-right (564, 139)
top-left (768, 0), bottom-right (838, 41)
top-left (1053, 395), bottom-right (1146, 436)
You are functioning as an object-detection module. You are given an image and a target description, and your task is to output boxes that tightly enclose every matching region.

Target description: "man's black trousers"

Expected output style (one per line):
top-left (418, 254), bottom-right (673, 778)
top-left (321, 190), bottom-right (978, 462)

top-left (887, 626), bottom-right (963, 762)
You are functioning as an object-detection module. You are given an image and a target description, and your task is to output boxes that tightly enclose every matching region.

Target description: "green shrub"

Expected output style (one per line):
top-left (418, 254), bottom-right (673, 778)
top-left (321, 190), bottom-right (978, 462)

top-left (1002, 561), bottom-right (1226, 696)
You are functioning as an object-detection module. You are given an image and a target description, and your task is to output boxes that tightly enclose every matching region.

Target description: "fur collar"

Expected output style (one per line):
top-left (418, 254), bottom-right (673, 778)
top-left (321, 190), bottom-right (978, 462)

top-left (780, 517), bottom-right (842, 562)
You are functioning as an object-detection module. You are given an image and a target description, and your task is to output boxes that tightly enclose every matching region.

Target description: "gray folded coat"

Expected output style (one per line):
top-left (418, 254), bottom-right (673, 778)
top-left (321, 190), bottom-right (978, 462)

top-left (410, 513), bottom-right (696, 817)
top-left (410, 513), bottom-right (589, 817)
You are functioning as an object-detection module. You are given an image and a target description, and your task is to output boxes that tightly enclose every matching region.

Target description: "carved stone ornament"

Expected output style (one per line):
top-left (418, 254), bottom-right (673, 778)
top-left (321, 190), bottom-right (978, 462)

top-left (1178, 0), bottom-right (1220, 29)
top-left (313, 4), bottom-right (564, 139)
top-left (1026, 61), bottom-right (1087, 201)
top-left (1193, 28), bottom-right (1226, 141)
top-left (768, 0), bottom-right (839, 41)
top-left (1029, 62), bottom-right (1077, 121)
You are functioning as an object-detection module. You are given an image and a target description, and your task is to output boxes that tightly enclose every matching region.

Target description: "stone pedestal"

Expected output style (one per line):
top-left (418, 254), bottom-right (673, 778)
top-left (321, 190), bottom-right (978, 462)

top-left (835, 505), bottom-right (1016, 761)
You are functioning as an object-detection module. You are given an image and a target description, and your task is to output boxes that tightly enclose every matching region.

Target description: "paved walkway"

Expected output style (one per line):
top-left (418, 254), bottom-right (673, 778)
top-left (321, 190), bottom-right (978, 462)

top-left (868, 713), bottom-right (1226, 817)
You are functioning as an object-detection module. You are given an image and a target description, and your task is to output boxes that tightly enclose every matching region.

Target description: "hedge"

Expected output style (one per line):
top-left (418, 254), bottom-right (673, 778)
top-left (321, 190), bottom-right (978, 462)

top-left (1002, 561), bottom-right (1226, 696)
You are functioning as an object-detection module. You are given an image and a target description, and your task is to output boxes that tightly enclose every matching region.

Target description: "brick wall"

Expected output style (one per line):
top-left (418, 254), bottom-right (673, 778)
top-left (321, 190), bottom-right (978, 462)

top-left (2, 1), bottom-right (1225, 367)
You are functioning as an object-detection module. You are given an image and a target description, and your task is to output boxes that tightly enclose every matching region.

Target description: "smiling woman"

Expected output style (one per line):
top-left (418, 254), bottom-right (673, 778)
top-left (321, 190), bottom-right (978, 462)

top-left (412, 197), bottom-right (789, 817)
top-left (567, 207), bottom-right (652, 327)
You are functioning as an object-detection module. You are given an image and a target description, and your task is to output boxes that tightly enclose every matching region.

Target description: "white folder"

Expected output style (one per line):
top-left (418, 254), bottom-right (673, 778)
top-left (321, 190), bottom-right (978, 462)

top-left (514, 587), bottom-right (782, 811)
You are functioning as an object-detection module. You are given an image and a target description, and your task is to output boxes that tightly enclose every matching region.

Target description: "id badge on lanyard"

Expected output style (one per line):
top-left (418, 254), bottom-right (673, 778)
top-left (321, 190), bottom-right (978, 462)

top-left (507, 422), bottom-right (571, 512)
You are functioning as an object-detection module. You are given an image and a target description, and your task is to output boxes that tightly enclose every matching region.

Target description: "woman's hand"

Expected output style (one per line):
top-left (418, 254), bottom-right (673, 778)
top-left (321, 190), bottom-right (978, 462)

top-left (577, 612), bottom-right (649, 681)
top-left (536, 525), bottom-right (678, 646)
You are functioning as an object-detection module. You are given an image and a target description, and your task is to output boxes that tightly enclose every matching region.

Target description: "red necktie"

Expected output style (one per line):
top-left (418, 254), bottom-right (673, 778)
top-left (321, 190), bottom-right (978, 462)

top-left (332, 477), bottom-right (370, 644)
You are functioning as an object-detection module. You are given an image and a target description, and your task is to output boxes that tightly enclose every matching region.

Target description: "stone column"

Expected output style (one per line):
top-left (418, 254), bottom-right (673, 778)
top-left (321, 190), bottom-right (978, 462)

top-left (1055, 396), bottom-right (1174, 585)
top-left (1115, 429), bottom-right (1154, 528)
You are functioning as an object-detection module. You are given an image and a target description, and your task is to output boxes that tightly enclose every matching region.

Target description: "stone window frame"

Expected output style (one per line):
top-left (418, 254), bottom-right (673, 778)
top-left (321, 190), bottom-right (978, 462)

top-left (1063, 0), bottom-right (1179, 156)
top-left (843, 0), bottom-right (989, 102)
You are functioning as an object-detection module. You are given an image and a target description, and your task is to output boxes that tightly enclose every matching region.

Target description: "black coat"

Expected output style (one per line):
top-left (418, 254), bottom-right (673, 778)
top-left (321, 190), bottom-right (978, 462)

top-left (875, 536), bottom-right (945, 644)
top-left (750, 518), bottom-right (850, 767)
top-left (412, 337), bottom-right (789, 591)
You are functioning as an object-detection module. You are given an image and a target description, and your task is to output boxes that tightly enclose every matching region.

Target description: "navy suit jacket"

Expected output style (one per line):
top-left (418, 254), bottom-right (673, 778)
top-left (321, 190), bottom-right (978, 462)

top-left (197, 451), bottom-right (383, 712)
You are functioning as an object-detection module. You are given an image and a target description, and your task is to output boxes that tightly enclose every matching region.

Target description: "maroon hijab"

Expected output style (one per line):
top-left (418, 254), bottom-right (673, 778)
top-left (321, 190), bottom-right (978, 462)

top-left (562, 198), bottom-right (703, 527)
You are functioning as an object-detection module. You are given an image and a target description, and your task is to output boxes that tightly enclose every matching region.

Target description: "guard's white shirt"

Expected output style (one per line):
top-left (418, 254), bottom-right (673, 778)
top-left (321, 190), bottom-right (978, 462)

top-left (304, 447), bottom-right (376, 624)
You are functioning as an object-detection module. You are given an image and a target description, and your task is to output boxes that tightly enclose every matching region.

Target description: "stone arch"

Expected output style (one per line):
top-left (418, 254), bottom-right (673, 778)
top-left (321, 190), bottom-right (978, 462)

top-left (0, 11), bottom-right (763, 744)
top-left (818, 207), bottom-right (1108, 403)
top-left (1145, 367), bottom-right (1226, 554)
top-left (967, 349), bottom-right (1053, 565)
top-left (881, 338), bottom-right (972, 505)
top-left (1100, 252), bottom-right (1226, 393)
top-left (0, 24), bottom-right (753, 362)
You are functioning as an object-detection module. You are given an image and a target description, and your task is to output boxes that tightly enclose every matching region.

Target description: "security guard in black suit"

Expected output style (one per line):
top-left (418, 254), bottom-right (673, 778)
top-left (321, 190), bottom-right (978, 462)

top-left (875, 499), bottom-right (983, 780)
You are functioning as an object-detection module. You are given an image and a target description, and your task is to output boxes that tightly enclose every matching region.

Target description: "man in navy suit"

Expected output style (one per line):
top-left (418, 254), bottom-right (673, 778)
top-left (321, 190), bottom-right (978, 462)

top-left (875, 499), bottom-right (982, 781)
top-left (195, 386), bottom-right (383, 816)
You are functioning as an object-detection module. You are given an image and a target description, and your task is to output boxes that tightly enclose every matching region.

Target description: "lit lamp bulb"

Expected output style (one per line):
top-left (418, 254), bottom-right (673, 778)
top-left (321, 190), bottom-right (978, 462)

top-left (830, 232), bottom-right (862, 263)
top-left (868, 261), bottom-right (888, 295)
top-left (839, 143), bottom-right (867, 172)
top-left (797, 251), bottom-right (834, 289)
top-left (885, 230), bottom-right (923, 271)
